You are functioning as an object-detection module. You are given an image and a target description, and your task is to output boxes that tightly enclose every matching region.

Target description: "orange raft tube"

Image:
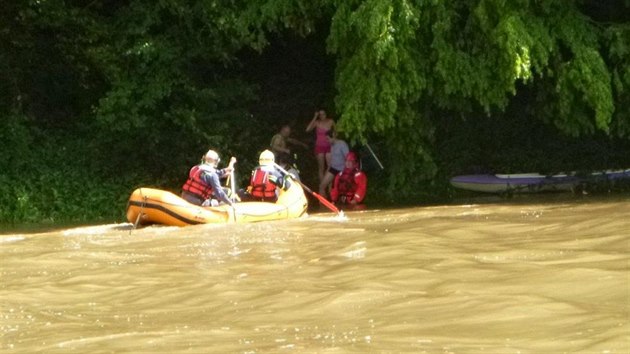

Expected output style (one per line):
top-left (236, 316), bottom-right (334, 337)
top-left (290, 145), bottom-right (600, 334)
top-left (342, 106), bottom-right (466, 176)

top-left (126, 181), bottom-right (308, 226)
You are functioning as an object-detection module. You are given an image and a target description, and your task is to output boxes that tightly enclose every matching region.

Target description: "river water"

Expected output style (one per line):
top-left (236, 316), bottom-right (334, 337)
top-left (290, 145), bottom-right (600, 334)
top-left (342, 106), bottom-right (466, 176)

top-left (1, 196), bottom-right (629, 353)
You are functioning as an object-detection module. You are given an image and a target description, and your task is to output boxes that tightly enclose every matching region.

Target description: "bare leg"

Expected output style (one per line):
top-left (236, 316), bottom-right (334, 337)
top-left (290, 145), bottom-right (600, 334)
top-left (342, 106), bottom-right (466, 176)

top-left (325, 152), bottom-right (332, 172)
top-left (319, 171), bottom-right (335, 198)
top-left (316, 153), bottom-right (326, 182)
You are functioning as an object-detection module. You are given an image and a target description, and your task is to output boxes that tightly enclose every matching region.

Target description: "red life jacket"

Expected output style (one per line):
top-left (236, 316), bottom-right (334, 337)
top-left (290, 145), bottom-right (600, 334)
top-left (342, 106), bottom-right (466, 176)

top-left (337, 169), bottom-right (358, 201)
top-left (182, 165), bottom-right (213, 200)
top-left (250, 168), bottom-right (277, 199)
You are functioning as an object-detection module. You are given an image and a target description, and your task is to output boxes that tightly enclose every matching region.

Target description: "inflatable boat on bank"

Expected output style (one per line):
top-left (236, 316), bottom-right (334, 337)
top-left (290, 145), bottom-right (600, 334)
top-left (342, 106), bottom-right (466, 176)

top-left (450, 169), bottom-right (630, 194)
top-left (126, 182), bottom-right (308, 227)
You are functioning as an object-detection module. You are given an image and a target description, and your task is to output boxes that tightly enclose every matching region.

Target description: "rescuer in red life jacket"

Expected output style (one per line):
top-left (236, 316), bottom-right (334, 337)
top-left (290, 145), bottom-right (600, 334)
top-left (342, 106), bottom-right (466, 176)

top-left (181, 149), bottom-right (236, 207)
top-left (330, 151), bottom-right (367, 205)
top-left (246, 150), bottom-right (289, 202)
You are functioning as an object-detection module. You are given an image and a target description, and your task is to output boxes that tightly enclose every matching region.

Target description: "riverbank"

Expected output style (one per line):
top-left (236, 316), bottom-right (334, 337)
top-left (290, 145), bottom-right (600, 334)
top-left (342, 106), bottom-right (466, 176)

top-left (4, 189), bottom-right (628, 236)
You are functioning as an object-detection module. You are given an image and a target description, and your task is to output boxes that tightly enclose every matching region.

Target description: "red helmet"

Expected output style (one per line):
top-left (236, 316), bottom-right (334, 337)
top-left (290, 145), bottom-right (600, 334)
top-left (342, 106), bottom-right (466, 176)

top-left (345, 151), bottom-right (358, 162)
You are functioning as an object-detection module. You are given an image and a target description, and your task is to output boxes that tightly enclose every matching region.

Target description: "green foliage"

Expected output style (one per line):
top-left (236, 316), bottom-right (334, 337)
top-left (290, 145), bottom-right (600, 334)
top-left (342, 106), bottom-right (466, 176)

top-left (89, 0), bottom-right (258, 138)
top-left (554, 47), bottom-right (614, 135)
top-left (0, 114), bottom-right (32, 173)
top-left (606, 24), bottom-right (630, 137)
top-left (2, 0), bottom-right (629, 224)
top-left (330, 0), bottom-right (425, 136)
top-left (322, 0), bottom-right (629, 198)
top-left (329, 0), bottom-right (622, 133)
top-left (241, 0), bottom-right (326, 37)
top-left (0, 1), bottom-right (102, 125)
top-left (0, 133), bottom-right (137, 224)
top-left (1, 0), bottom-right (266, 223)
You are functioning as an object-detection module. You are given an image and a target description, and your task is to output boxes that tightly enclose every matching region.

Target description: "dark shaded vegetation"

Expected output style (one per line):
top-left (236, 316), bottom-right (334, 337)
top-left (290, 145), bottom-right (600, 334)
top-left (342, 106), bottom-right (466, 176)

top-left (1, 0), bottom-right (629, 224)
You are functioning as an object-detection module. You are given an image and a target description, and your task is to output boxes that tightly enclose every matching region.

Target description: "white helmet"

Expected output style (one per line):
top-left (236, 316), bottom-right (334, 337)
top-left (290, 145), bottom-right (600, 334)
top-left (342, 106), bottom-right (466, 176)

top-left (259, 149), bottom-right (274, 166)
top-left (204, 149), bottom-right (220, 166)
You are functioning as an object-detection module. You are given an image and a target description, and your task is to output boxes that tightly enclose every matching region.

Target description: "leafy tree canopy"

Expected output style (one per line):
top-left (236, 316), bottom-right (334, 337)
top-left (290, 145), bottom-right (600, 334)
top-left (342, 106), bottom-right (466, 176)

top-left (320, 0), bottom-right (629, 193)
top-left (1, 0), bottom-right (629, 221)
top-left (237, 0), bottom-right (630, 194)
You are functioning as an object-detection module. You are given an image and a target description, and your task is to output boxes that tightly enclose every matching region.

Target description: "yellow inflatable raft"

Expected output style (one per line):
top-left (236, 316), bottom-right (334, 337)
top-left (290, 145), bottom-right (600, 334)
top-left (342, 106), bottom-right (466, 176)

top-left (126, 181), bottom-right (308, 226)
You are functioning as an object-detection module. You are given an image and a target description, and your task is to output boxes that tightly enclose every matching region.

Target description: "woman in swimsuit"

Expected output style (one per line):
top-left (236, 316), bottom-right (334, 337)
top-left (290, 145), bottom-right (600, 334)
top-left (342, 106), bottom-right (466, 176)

top-left (306, 109), bottom-right (335, 182)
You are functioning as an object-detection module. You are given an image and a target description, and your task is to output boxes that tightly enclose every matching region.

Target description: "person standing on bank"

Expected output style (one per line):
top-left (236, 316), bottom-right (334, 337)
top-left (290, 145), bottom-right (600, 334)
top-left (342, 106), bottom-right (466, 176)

top-left (319, 129), bottom-right (349, 197)
top-left (270, 124), bottom-right (308, 157)
top-left (306, 109), bottom-right (335, 182)
top-left (181, 149), bottom-right (236, 207)
top-left (330, 151), bottom-right (367, 205)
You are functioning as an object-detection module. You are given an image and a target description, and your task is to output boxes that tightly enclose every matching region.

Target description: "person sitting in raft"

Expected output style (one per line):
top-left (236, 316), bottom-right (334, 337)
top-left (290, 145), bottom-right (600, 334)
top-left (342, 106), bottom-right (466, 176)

top-left (330, 151), bottom-right (367, 205)
top-left (276, 152), bottom-right (301, 182)
top-left (181, 149), bottom-right (236, 207)
top-left (246, 149), bottom-right (290, 202)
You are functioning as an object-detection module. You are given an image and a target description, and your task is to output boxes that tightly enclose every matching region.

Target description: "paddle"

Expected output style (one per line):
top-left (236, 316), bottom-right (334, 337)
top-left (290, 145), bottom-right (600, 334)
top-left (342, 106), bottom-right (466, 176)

top-left (273, 163), bottom-right (341, 215)
top-left (229, 157), bottom-right (237, 202)
top-left (226, 157), bottom-right (238, 222)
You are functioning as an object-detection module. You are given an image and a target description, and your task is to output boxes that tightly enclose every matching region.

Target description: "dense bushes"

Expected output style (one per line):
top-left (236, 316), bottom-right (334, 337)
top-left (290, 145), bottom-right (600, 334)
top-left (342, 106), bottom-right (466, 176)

top-left (0, 126), bottom-right (138, 223)
top-left (0, 169), bottom-right (133, 224)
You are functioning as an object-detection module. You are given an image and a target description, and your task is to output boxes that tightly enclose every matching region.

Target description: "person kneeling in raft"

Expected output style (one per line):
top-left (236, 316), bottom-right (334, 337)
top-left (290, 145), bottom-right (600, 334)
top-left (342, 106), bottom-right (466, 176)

top-left (181, 149), bottom-right (236, 207)
top-left (241, 150), bottom-right (290, 203)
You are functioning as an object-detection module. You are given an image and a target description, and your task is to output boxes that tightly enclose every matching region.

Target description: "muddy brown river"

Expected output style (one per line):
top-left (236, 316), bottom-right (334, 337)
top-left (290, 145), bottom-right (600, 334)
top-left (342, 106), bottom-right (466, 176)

top-left (1, 196), bottom-right (629, 353)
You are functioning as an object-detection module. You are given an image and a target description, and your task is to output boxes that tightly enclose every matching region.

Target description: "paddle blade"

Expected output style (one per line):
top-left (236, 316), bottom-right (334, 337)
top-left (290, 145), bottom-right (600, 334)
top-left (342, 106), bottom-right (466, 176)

top-left (312, 192), bottom-right (341, 214)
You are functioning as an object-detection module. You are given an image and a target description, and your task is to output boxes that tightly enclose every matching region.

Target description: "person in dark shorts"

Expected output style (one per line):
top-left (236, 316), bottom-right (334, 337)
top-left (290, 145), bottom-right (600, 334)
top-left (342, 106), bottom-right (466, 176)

top-left (318, 129), bottom-right (349, 198)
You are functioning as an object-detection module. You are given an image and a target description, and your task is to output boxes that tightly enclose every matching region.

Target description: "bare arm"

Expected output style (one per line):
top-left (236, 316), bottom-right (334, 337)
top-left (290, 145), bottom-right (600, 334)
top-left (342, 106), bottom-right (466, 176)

top-left (305, 112), bottom-right (319, 132)
top-left (287, 137), bottom-right (308, 149)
